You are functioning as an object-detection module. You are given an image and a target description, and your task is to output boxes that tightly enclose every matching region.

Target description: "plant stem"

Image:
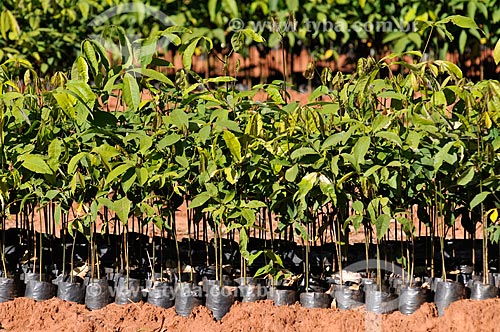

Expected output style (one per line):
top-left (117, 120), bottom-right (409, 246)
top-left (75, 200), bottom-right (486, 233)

top-left (1, 215), bottom-right (7, 276)
top-left (39, 208), bottom-right (42, 282)
top-left (376, 241), bottom-right (381, 289)
top-left (70, 227), bottom-right (76, 283)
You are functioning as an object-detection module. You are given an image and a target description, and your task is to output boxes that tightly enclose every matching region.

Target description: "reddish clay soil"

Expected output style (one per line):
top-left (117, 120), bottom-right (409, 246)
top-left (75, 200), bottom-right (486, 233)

top-left (0, 297), bottom-right (499, 332)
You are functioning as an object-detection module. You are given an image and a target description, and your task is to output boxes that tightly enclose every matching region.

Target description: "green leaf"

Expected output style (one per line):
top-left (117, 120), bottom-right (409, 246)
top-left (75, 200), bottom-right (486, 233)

top-left (406, 131), bottom-right (422, 150)
top-left (242, 208), bottom-right (255, 225)
top-left (68, 152), bottom-right (87, 174)
top-left (71, 56), bottom-right (89, 82)
top-left (170, 109), bottom-right (189, 130)
top-left (67, 80), bottom-right (95, 110)
top-left (285, 164), bottom-right (299, 182)
top-left (433, 141), bottom-right (454, 172)
top-left (208, 0), bottom-right (218, 22)
top-left (114, 196), bottom-right (131, 224)
top-left (188, 192), bottom-right (211, 209)
top-left (121, 169), bottom-right (136, 193)
top-left (290, 147), bottom-right (317, 160)
top-left (371, 115), bottom-right (391, 133)
top-left (48, 139), bottom-right (62, 161)
top-left (133, 68), bottom-right (174, 86)
top-left (239, 228), bottom-right (249, 258)
top-left (457, 166), bottom-right (475, 186)
top-left (459, 30), bottom-right (467, 55)
top-left (470, 192), bottom-right (490, 210)
top-left (294, 222), bottom-right (309, 241)
top-left (136, 167), bottom-right (148, 186)
top-left (352, 200), bottom-right (364, 214)
top-left (231, 31), bottom-right (245, 52)
top-left (246, 200), bottom-right (267, 209)
top-left (322, 132), bottom-right (344, 150)
top-left (375, 214), bottom-right (391, 240)
top-left (175, 155), bottom-right (189, 168)
top-left (223, 0), bottom-right (239, 17)
top-left (20, 155), bottom-right (53, 174)
top-left (296, 172), bottom-right (317, 200)
top-left (286, 0), bottom-right (299, 11)
top-left (494, 39), bottom-right (500, 65)
top-left (205, 76), bottom-right (237, 83)
top-left (92, 144), bottom-right (120, 161)
top-left (182, 37), bottom-right (201, 70)
top-left (45, 190), bottom-right (59, 201)
top-left (352, 136), bottom-right (370, 165)
top-left (241, 28), bottom-right (264, 43)
top-left (106, 164), bottom-right (133, 185)
top-left (82, 40), bottom-right (99, 76)
top-left (158, 134), bottom-right (181, 149)
top-left (375, 131), bottom-right (402, 147)
top-left (223, 130), bottom-right (242, 162)
top-left (438, 15), bottom-right (478, 29)
top-left (123, 72), bottom-right (140, 111)
top-left (54, 204), bottom-right (61, 226)
top-left (253, 264), bottom-right (272, 278)
top-left (53, 90), bottom-right (76, 119)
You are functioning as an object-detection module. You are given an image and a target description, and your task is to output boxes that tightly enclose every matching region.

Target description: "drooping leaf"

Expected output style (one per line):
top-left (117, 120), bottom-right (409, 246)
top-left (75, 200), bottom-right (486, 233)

top-left (114, 196), bottom-right (131, 224)
top-left (375, 214), bottom-right (391, 240)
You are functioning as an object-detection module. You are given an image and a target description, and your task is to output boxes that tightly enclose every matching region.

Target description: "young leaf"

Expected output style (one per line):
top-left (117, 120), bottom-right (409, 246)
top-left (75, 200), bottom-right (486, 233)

top-left (182, 37), bottom-right (201, 70)
top-left (123, 72), bottom-right (140, 111)
top-left (241, 28), bottom-right (264, 43)
top-left (231, 31), bottom-right (245, 52)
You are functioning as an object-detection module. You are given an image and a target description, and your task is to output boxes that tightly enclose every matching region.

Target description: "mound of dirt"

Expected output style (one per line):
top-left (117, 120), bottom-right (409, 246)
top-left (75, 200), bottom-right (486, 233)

top-left (1, 297), bottom-right (499, 332)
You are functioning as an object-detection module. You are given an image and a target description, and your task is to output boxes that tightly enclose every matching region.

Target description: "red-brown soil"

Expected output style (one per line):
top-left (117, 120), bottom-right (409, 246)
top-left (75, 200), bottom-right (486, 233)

top-left (0, 296), bottom-right (499, 332)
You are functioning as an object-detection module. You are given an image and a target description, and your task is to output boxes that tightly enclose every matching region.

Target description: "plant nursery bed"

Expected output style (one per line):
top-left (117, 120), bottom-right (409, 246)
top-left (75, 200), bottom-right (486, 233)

top-left (0, 297), bottom-right (499, 332)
